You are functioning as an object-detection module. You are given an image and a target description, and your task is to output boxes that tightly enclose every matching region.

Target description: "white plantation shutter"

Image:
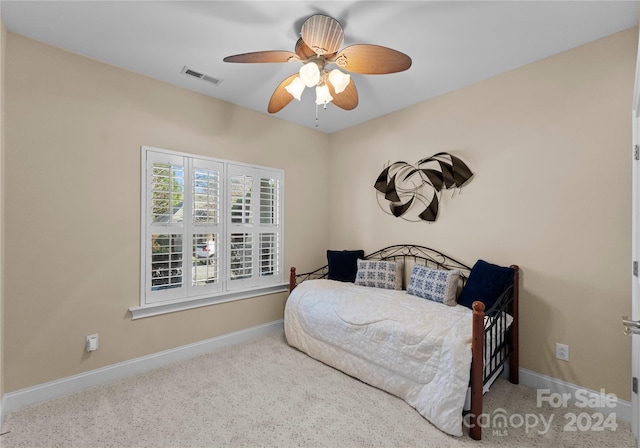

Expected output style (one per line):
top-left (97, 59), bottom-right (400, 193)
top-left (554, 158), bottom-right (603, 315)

top-left (188, 159), bottom-right (223, 296)
top-left (140, 147), bottom-right (284, 314)
top-left (151, 161), bottom-right (184, 224)
top-left (230, 174), bottom-right (253, 224)
top-left (258, 175), bottom-right (280, 278)
top-left (146, 152), bottom-right (186, 303)
top-left (259, 232), bottom-right (278, 277)
top-left (259, 177), bottom-right (279, 225)
top-left (227, 165), bottom-right (283, 290)
top-left (229, 232), bottom-right (253, 280)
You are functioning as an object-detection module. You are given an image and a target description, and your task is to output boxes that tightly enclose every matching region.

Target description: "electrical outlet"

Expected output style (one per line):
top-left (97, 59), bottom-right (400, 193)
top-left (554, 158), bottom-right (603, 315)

top-left (556, 343), bottom-right (569, 361)
top-left (86, 334), bottom-right (98, 352)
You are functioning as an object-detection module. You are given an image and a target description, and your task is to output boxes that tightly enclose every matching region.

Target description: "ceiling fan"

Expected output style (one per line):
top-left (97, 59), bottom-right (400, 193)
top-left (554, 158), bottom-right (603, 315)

top-left (223, 14), bottom-right (412, 114)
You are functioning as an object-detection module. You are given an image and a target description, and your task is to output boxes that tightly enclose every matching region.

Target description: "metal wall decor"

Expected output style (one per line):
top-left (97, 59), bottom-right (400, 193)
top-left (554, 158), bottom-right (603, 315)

top-left (374, 152), bottom-right (473, 222)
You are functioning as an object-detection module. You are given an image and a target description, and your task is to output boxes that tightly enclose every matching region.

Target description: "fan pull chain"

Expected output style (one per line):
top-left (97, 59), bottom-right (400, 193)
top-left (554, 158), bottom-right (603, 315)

top-left (315, 103), bottom-right (329, 128)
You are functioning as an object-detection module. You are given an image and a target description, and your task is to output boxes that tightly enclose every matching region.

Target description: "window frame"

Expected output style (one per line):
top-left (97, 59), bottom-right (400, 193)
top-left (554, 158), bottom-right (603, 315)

top-left (131, 146), bottom-right (287, 320)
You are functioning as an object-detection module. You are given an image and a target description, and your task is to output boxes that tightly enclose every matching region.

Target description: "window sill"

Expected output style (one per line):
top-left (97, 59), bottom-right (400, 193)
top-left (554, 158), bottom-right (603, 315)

top-left (129, 282), bottom-right (290, 320)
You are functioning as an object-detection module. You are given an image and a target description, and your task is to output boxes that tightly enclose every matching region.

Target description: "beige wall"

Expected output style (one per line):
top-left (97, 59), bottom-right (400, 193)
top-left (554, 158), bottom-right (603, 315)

top-left (3, 33), bottom-right (330, 392)
top-left (0, 16), bottom-right (6, 403)
top-left (328, 28), bottom-right (638, 400)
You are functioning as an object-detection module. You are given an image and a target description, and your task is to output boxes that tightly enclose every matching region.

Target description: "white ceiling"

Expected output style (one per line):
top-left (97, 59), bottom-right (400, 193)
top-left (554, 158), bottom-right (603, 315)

top-left (1, 1), bottom-right (638, 133)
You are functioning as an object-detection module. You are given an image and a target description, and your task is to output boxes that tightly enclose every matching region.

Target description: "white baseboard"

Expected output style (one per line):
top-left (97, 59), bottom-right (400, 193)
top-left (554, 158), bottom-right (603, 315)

top-left (2, 319), bottom-right (284, 416)
top-left (519, 367), bottom-right (632, 423)
top-left (2, 326), bottom-right (632, 427)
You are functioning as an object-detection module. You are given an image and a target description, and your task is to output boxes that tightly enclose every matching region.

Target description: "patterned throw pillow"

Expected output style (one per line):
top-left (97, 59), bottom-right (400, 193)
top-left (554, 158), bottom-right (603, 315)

top-left (406, 265), bottom-right (460, 306)
top-left (354, 259), bottom-right (403, 290)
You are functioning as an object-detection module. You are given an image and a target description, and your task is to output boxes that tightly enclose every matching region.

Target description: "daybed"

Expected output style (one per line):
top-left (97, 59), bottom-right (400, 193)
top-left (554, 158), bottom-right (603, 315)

top-left (284, 245), bottom-right (519, 440)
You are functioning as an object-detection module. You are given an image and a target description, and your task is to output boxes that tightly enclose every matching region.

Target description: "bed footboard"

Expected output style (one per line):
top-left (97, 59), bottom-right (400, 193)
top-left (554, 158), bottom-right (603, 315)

top-left (470, 301), bottom-right (485, 441)
top-left (509, 266), bottom-right (520, 385)
top-left (472, 264), bottom-right (520, 440)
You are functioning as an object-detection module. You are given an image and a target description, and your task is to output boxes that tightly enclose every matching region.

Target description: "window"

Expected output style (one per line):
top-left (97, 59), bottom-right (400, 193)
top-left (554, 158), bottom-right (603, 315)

top-left (132, 146), bottom-right (285, 319)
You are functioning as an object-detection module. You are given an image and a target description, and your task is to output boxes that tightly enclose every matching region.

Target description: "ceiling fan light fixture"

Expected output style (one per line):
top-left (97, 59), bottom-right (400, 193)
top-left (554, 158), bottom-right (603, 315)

top-left (299, 62), bottom-right (321, 87)
top-left (315, 84), bottom-right (333, 106)
top-left (328, 69), bottom-right (350, 94)
top-left (223, 13), bottom-right (411, 115)
top-left (285, 76), bottom-right (305, 100)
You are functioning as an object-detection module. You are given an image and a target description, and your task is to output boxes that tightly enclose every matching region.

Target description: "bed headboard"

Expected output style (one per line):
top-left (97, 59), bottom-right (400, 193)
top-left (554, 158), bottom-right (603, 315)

top-left (365, 245), bottom-right (471, 284)
top-left (291, 244), bottom-right (472, 290)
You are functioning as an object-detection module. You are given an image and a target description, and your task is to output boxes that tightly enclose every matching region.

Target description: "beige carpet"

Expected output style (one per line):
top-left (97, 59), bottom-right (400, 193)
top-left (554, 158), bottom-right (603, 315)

top-left (0, 330), bottom-right (634, 447)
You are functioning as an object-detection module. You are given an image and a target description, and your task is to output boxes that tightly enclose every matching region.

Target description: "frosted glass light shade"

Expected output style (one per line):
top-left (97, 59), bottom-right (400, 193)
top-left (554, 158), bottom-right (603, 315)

top-left (285, 76), bottom-right (305, 100)
top-left (299, 62), bottom-right (321, 87)
top-left (315, 84), bottom-right (333, 105)
top-left (328, 69), bottom-right (350, 94)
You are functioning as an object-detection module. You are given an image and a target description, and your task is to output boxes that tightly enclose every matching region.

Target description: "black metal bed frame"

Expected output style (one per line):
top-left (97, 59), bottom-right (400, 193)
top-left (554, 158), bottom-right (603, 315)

top-left (292, 244), bottom-right (472, 283)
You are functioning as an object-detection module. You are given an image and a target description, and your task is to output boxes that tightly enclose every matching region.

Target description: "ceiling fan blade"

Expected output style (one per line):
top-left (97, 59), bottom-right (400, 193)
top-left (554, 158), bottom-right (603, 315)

top-left (223, 51), bottom-right (299, 64)
top-left (334, 44), bottom-right (412, 74)
top-left (268, 73), bottom-right (299, 113)
top-left (301, 14), bottom-right (344, 56)
top-left (327, 79), bottom-right (358, 110)
top-left (295, 38), bottom-right (316, 60)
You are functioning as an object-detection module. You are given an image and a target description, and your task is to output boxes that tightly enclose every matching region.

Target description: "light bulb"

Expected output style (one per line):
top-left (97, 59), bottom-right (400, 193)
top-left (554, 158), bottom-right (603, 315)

top-left (285, 76), bottom-right (305, 101)
top-left (299, 62), bottom-right (321, 87)
top-left (315, 84), bottom-right (333, 105)
top-left (328, 69), bottom-right (350, 94)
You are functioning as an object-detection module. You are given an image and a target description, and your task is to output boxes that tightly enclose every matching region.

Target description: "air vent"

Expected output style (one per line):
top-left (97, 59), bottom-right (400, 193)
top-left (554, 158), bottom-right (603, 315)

top-left (181, 66), bottom-right (222, 86)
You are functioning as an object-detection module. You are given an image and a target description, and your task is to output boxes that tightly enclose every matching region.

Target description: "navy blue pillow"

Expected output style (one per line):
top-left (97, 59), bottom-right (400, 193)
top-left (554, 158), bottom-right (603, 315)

top-left (327, 250), bottom-right (365, 282)
top-left (458, 259), bottom-right (514, 312)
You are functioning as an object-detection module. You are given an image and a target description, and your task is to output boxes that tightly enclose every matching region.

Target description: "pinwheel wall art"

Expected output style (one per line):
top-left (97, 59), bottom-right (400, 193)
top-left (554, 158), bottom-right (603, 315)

top-left (374, 152), bottom-right (474, 222)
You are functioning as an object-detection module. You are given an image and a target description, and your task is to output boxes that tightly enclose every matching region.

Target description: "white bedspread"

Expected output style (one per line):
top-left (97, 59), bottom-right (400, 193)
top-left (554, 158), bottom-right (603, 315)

top-left (284, 279), bottom-right (474, 436)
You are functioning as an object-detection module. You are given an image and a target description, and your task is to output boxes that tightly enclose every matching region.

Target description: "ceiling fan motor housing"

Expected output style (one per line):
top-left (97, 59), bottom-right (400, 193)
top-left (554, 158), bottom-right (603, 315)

top-left (301, 14), bottom-right (344, 56)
